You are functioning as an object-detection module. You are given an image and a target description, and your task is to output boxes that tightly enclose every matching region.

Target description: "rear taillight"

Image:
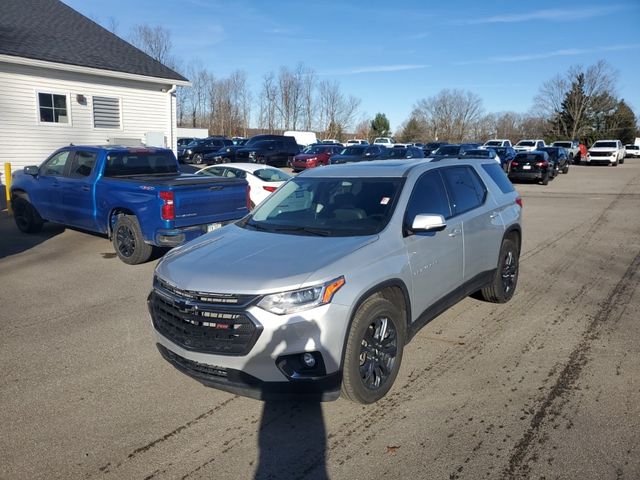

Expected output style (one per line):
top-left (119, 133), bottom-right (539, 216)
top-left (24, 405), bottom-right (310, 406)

top-left (511, 161), bottom-right (519, 166)
top-left (263, 186), bottom-right (277, 192)
top-left (535, 161), bottom-right (548, 167)
top-left (515, 197), bottom-right (523, 208)
top-left (246, 185), bottom-right (252, 209)
top-left (159, 191), bottom-right (175, 220)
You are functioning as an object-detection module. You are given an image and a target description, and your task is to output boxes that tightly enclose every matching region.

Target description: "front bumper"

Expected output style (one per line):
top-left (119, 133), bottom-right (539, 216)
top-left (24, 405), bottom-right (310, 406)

top-left (149, 284), bottom-right (351, 401)
top-left (586, 156), bottom-right (616, 164)
top-left (157, 343), bottom-right (341, 400)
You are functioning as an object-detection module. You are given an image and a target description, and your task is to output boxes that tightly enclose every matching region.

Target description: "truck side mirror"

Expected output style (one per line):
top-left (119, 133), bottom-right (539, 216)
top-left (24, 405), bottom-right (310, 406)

top-left (24, 166), bottom-right (39, 176)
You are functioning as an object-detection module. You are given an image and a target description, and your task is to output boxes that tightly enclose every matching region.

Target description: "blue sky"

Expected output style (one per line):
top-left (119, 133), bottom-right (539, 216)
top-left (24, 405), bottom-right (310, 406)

top-left (65, 0), bottom-right (640, 131)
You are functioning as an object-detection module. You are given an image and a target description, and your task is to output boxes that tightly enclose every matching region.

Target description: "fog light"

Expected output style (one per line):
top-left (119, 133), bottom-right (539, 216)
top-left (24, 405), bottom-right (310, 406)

top-left (302, 352), bottom-right (316, 368)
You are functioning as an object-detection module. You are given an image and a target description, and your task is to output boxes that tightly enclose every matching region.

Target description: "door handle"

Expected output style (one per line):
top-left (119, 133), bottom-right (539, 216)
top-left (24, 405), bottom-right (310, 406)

top-left (490, 211), bottom-right (499, 219)
top-left (81, 185), bottom-right (90, 191)
top-left (448, 228), bottom-right (462, 238)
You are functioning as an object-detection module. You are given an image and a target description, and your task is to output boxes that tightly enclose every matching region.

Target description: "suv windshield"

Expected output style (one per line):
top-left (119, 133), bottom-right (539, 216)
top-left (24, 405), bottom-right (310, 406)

top-left (242, 177), bottom-right (404, 236)
top-left (340, 146), bottom-right (366, 155)
top-left (433, 145), bottom-right (460, 155)
top-left (592, 141), bottom-right (617, 148)
top-left (517, 141), bottom-right (536, 147)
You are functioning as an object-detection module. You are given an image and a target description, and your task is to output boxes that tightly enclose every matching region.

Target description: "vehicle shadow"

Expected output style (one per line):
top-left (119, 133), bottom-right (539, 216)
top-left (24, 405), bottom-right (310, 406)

top-left (250, 320), bottom-right (330, 480)
top-left (0, 187), bottom-right (65, 260)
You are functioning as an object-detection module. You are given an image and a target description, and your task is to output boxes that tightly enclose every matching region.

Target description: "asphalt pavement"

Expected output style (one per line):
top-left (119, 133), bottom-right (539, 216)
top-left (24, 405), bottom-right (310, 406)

top-left (1, 160), bottom-right (639, 480)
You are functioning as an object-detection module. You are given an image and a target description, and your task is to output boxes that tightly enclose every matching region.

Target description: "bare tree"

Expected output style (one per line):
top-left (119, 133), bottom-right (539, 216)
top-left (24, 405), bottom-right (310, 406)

top-left (317, 80), bottom-right (361, 139)
top-left (129, 24), bottom-right (176, 68)
top-left (413, 89), bottom-right (484, 142)
top-left (534, 60), bottom-right (618, 139)
top-left (258, 72), bottom-right (278, 133)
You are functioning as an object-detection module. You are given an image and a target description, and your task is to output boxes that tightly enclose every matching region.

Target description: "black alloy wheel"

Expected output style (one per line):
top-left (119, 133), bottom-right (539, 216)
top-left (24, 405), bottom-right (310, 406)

top-left (501, 249), bottom-right (518, 297)
top-left (115, 223), bottom-right (136, 258)
top-left (359, 316), bottom-right (399, 391)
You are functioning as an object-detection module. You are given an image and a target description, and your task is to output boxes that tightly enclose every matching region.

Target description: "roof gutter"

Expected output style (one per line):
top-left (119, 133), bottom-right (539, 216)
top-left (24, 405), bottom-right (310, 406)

top-left (0, 54), bottom-right (191, 86)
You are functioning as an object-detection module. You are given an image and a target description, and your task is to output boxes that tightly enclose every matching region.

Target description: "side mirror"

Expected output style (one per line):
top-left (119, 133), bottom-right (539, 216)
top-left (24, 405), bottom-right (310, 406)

top-left (24, 166), bottom-right (39, 176)
top-left (411, 214), bottom-right (447, 232)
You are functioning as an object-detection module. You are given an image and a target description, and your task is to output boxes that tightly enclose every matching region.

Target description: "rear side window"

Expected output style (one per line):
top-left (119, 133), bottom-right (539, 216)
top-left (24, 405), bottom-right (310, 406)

top-left (253, 168), bottom-right (291, 182)
top-left (104, 151), bottom-right (178, 176)
top-left (69, 150), bottom-right (98, 178)
top-left (481, 163), bottom-right (514, 194)
top-left (441, 166), bottom-right (486, 215)
top-left (405, 170), bottom-right (451, 226)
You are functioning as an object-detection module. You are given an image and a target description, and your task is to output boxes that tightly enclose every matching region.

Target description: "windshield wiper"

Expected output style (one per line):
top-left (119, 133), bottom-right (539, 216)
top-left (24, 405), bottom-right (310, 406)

top-left (245, 220), bottom-right (272, 231)
top-left (271, 226), bottom-right (333, 236)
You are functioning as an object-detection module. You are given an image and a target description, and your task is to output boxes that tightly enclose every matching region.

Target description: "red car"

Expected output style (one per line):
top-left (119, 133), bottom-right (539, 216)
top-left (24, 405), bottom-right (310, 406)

top-left (291, 145), bottom-right (342, 172)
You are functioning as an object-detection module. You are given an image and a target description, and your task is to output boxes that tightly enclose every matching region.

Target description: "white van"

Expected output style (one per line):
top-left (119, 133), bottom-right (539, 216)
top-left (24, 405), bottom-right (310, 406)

top-left (283, 131), bottom-right (318, 146)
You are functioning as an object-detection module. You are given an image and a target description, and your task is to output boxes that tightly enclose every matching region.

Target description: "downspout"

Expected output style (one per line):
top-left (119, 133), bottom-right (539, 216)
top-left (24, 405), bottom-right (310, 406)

top-left (168, 85), bottom-right (177, 154)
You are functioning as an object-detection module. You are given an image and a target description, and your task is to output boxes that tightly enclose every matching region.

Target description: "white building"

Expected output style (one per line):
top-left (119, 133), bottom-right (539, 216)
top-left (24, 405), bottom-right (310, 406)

top-left (0, 0), bottom-right (189, 173)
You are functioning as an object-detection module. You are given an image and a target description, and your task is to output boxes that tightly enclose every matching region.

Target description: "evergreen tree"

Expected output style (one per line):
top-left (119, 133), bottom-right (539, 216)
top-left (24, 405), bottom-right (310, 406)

top-left (371, 113), bottom-right (391, 137)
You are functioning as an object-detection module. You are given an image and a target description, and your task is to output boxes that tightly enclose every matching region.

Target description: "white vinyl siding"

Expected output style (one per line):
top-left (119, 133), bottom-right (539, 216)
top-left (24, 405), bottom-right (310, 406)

top-left (92, 96), bottom-right (121, 129)
top-left (0, 61), bottom-right (175, 172)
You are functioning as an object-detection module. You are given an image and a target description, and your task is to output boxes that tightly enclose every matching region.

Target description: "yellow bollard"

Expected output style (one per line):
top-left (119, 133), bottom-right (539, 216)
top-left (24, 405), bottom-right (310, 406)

top-left (4, 162), bottom-right (12, 215)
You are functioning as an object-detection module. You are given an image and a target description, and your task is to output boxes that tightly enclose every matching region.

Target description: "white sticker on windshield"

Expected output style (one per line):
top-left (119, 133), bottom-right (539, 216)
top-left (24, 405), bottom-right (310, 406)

top-left (380, 197), bottom-right (390, 205)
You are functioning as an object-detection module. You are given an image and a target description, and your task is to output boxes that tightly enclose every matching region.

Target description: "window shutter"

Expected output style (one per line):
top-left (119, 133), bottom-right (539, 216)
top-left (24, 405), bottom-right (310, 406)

top-left (93, 96), bottom-right (120, 128)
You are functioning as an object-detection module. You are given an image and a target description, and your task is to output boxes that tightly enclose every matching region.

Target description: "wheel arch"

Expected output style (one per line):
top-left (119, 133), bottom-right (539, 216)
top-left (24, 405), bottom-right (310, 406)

top-left (338, 278), bottom-right (412, 370)
top-left (108, 207), bottom-right (136, 238)
top-left (503, 224), bottom-right (522, 253)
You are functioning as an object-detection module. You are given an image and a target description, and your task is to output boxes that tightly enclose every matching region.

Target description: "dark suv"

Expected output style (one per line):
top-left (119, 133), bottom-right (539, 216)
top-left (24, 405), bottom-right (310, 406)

top-left (179, 137), bottom-right (233, 164)
top-left (235, 135), bottom-right (300, 167)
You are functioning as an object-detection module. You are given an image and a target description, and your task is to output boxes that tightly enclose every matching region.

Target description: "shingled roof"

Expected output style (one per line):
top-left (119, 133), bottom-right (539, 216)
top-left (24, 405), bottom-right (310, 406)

top-left (0, 0), bottom-right (187, 82)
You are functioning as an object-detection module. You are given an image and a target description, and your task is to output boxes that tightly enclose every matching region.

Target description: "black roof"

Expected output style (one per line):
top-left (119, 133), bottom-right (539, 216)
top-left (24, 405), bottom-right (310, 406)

top-left (0, 0), bottom-right (187, 82)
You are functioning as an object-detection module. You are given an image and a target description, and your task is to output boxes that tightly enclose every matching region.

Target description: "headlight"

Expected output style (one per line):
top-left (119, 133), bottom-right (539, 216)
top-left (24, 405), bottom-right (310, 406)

top-left (257, 276), bottom-right (345, 315)
top-left (186, 149), bottom-right (192, 154)
top-left (307, 157), bottom-right (318, 162)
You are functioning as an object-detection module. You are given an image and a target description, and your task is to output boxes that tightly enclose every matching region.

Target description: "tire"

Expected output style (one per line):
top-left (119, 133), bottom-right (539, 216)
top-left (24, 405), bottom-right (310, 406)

top-left (341, 295), bottom-right (405, 404)
top-left (12, 197), bottom-right (44, 233)
top-left (478, 238), bottom-right (520, 303)
top-left (562, 163), bottom-right (569, 174)
top-left (620, 157), bottom-right (624, 165)
top-left (112, 215), bottom-right (153, 265)
top-left (612, 160), bottom-right (618, 167)
top-left (540, 173), bottom-right (549, 185)
top-left (193, 153), bottom-right (204, 165)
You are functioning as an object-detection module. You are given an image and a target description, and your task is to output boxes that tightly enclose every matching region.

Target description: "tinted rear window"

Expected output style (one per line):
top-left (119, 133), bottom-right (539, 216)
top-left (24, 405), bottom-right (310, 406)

top-left (482, 163), bottom-right (515, 194)
top-left (104, 151), bottom-right (178, 176)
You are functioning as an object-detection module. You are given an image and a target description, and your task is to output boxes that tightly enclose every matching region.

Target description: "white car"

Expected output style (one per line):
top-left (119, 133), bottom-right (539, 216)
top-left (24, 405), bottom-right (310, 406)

top-left (624, 144), bottom-right (640, 158)
top-left (195, 163), bottom-right (292, 207)
top-left (346, 139), bottom-right (369, 146)
top-left (373, 137), bottom-right (396, 148)
top-left (587, 140), bottom-right (625, 166)
top-left (483, 139), bottom-right (512, 148)
top-left (514, 139), bottom-right (546, 152)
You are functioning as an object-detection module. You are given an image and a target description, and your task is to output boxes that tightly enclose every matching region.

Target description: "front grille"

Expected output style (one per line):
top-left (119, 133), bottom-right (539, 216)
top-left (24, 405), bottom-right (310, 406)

top-left (590, 151), bottom-right (613, 157)
top-left (149, 284), bottom-right (262, 356)
top-left (155, 277), bottom-right (256, 307)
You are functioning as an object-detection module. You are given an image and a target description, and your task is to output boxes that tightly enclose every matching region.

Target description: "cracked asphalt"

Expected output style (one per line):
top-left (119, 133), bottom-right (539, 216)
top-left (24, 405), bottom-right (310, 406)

top-left (1, 160), bottom-right (639, 480)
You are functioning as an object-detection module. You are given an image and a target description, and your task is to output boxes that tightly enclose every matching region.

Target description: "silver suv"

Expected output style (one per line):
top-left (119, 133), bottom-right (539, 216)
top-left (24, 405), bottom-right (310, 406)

top-left (149, 159), bottom-right (523, 404)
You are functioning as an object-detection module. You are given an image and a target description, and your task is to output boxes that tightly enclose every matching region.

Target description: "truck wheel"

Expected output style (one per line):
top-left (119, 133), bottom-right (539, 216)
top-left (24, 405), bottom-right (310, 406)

top-left (113, 215), bottom-right (153, 265)
top-left (341, 295), bottom-right (405, 404)
top-left (540, 173), bottom-right (549, 185)
top-left (13, 197), bottom-right (44, 233)
top-left (193, 153), bottom-right (204, 165)
top-left (562, 163), bottom-right (569, 174)
top-left (478, 238), bottom-right (519, 303)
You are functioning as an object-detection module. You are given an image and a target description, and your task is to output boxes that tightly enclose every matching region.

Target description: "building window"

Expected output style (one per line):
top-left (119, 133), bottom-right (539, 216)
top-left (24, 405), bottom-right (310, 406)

top-left (38, 92), bottom-right (69, 123)
top-left (93, 96), bottom-right (121, 129)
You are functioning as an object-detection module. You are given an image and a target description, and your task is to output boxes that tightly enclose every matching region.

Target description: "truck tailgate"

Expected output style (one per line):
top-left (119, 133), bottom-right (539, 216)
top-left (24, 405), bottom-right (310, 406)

top-left (172, 177), bottom-right (248, 227)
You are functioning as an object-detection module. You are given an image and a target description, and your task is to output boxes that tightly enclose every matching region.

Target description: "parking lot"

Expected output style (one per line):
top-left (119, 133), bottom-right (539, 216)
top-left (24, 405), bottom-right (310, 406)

top-left (1, 160), bottom-right (639, 479)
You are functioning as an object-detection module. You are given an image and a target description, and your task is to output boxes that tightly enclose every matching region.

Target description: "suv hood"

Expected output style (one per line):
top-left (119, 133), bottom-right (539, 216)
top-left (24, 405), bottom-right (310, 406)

top-left (156, 224), bottom-right (378, 294)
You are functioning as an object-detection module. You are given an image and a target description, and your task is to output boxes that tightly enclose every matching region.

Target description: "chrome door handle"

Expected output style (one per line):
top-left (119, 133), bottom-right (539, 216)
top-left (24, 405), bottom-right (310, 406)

top-left (490, 211), bottom-right (499, 219)
top-left (81, 185), bottom-right (90, 191)
top-left (448, 228), bottom-right (461, 237)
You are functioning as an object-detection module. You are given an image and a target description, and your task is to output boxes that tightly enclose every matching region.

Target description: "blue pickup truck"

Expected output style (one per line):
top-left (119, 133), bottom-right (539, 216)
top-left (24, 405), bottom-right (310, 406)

top-left (10, 145), bottom-right (250, 264)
